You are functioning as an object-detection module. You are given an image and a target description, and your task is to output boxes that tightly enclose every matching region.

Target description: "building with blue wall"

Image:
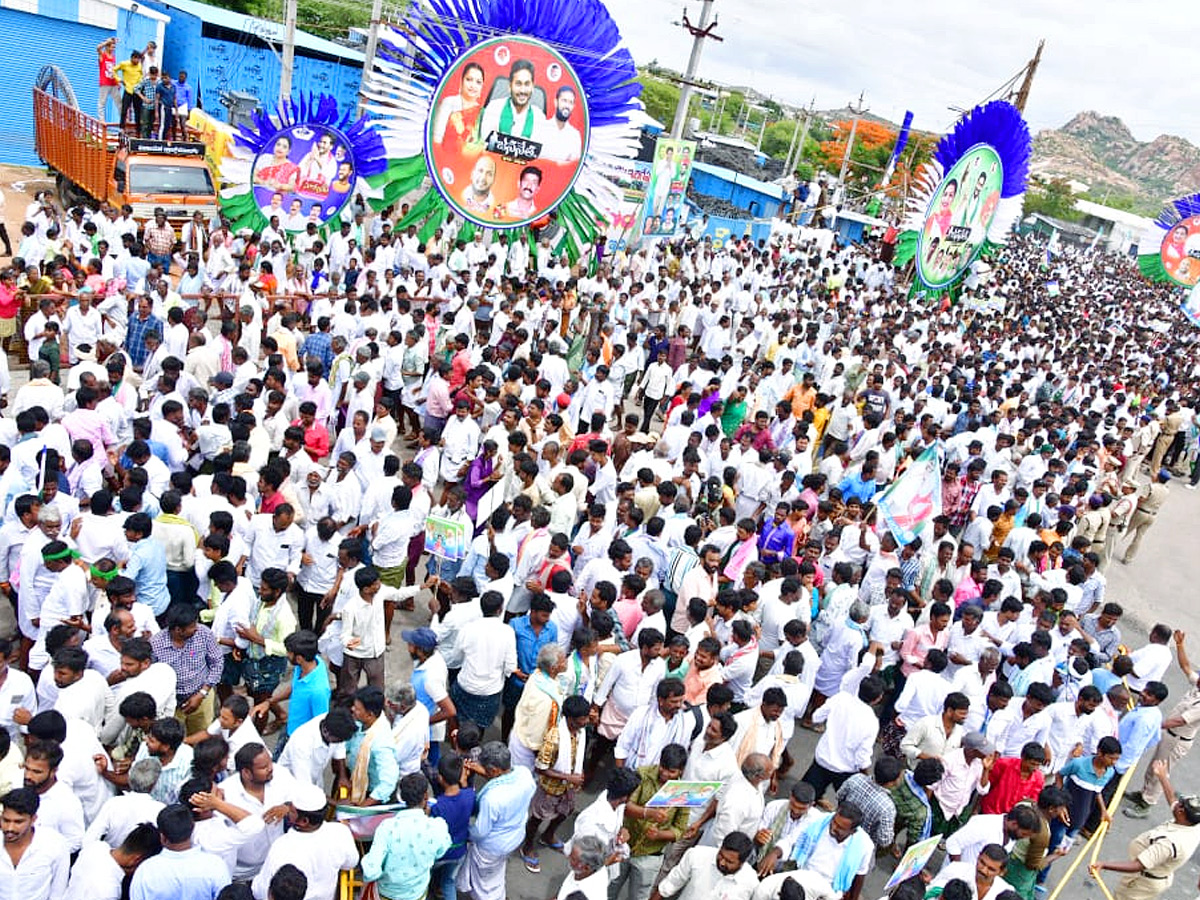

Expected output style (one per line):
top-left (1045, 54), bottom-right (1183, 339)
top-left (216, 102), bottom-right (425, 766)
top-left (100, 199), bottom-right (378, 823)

top-left (689, 162), bottom-right (785, 219)
top-left (0, 0), bottom-right (167, 165)
top-left (143, 0), bottom-right (363, 119)
top-left (0, 0), bottom-right (363, 168)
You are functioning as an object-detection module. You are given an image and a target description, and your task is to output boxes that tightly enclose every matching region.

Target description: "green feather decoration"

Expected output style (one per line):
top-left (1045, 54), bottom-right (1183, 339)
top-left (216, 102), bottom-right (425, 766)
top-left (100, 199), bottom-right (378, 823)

top-left (1138, 253), bottom-right (1169, 283)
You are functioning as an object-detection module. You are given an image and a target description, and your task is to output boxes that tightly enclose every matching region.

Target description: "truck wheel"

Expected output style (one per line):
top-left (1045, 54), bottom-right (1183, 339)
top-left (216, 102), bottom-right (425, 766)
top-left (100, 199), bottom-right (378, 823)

top-left (56, 175), bottom-right (86, 210)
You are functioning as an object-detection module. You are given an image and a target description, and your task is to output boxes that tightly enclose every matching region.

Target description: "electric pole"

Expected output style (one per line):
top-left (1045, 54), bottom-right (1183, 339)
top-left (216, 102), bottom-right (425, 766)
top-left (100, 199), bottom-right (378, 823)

top-left (670, 0), bottom-right (723, 140)
top-left (280, 0), bottom-right (297, 105)
top-left (359, 0), bottom-right (385, 114)
top-left (785, 98), bottom-right (815, 174)
top-left (837, 91), bottom-right (867, 187)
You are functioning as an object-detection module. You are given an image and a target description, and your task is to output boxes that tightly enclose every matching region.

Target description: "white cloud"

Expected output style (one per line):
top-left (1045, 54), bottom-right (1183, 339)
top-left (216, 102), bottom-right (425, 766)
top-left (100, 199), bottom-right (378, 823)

top-left (605, 0), bottom-right (1198, 144)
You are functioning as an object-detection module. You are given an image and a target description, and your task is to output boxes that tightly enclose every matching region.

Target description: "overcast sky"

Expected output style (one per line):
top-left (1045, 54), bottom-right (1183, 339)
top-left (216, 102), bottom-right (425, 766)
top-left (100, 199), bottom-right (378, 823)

top-left (603, 0), bottom-right (1195, 144)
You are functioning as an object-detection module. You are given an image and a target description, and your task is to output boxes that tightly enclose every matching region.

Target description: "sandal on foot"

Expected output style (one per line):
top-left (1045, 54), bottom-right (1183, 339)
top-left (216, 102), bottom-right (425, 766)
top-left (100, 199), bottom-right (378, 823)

top-left (540, 839), bottom-right (565, 851)
top-left (522, 854), bottom-right (541, 873)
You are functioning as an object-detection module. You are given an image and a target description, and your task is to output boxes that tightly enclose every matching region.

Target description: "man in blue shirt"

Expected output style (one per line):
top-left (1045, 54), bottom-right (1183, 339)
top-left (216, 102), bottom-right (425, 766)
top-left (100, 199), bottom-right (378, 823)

top-left (501, 595), bottom-right (557, 740)
top-left (252, 629), bottom-right (331, 758)
top-left (130, 803), bottom-right (228, 900)
top-left (124, 512), bottom-right (170, 616)
top-left (362, 773), bottom-right (451, 900)
top-left (456, 741), bottom-right (536, 900)
top-left (838, 459), bottom-right (879, 505)
top-left (1085, 680), bottom-right (1168, 835)
top-left (346, 686), bottom-right (399, 806)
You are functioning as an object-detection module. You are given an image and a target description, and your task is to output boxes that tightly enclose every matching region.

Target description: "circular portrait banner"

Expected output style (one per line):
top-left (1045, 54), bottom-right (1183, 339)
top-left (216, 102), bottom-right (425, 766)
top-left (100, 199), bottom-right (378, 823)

top-left (426, 35), bottom-right (590, 228)
top-left (917, 143), bottom-right (1003, 289)
top-left (251, 125), bottom-right (356, 232)
top-left (1159, 215), bottom-right (1200, 287)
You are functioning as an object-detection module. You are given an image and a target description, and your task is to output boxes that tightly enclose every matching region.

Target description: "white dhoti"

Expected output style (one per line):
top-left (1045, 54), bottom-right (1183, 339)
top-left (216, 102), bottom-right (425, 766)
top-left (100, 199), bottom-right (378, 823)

top-left (507, 731), bottom-right (537, 770)
top-left (457, 844), bottom-right (509, 900)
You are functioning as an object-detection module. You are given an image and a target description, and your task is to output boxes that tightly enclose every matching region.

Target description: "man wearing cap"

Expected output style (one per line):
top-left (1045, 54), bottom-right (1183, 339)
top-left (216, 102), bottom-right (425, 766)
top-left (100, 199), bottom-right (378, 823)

top-left (1092, 760), bottom-right (1200, 899)
top-left (250, 781), bottom-right (358, 900)
top-left (932, 731), bottom-right (996, 834)
top-left (402, 627), bottom-right (454, 765)
top-left (210, 371), bottom-right (237, 406)
top-left (1121, 469), bottom-right (1170, 564)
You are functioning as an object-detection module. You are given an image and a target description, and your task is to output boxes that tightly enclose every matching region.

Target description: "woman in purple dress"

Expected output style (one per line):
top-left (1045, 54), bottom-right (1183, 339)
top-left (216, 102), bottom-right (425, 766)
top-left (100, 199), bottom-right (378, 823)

top-left (463, 439), bottom-right (502, 525)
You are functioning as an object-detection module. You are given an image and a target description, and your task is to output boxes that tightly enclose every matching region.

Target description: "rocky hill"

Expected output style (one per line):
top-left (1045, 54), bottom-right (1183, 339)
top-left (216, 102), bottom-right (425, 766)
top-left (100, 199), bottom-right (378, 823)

top-left (1032, 111), bottom-right (1200, 210)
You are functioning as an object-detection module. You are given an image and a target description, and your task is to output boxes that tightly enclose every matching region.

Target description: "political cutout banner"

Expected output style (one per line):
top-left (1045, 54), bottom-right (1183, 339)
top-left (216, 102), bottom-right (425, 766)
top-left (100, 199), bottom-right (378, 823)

top-left (875, 447), bottom-right (943, 546)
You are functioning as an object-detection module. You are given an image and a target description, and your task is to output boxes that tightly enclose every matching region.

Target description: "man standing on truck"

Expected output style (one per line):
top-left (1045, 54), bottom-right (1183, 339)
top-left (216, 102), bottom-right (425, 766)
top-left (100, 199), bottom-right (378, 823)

top-left (97, 37), bottom-right (120, 122)
top-left (174, 72), bottom-right (194, 133)
top-left (136, 67), bottom-right (160, 138)
top-left (155, 72), bottom-right (177, 140)
top-left (113, 49), bottom-right (143, 132)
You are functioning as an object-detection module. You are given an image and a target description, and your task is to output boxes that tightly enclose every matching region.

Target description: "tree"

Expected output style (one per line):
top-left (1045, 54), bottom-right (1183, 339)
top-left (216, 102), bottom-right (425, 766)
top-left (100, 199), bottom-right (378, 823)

top-left (639, 77), bottom-right (682, 129)
top-left (818, 119), bottom-right (896, 181)
top-left (1024, 178), bottom-right (1080, 221)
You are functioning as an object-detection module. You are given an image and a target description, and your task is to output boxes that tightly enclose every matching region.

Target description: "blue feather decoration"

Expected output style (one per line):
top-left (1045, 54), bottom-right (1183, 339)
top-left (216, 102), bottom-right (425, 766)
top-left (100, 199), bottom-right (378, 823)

top-left (933, 100), bottom-right (1031, 198)
top-left (375, 0), bottom-right (641, 128)
top-left (232, 92), bottom-right (387, 178)
top-left (1153, 192), bottom-right (1200, 229)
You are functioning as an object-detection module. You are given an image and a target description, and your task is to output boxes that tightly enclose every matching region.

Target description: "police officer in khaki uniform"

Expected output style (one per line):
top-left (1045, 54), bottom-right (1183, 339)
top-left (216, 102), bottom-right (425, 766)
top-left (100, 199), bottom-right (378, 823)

top-left (1092, 760), bottom-right (1200, 899)
top-left (1148, 403), bottom-right (1184, 475)
top-left (1126, 631), bottom-right (1200, 817)
top-left (1121, 469), bottom-right (1171, 564)
top-left (1077, 494), bottom-right (1112, 564)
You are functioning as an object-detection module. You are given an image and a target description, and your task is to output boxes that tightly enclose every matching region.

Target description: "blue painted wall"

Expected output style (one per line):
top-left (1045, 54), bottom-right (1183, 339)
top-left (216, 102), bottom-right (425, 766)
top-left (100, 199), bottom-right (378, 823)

top-left (147, 1), bottom-right (361, 121)
top-left (690, 167), bottom-right (785, 219)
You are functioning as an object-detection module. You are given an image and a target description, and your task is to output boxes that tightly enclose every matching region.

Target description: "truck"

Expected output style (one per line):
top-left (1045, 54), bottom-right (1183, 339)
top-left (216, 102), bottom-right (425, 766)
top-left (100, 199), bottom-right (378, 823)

top-left (33, 85), bottom-right (219, 225)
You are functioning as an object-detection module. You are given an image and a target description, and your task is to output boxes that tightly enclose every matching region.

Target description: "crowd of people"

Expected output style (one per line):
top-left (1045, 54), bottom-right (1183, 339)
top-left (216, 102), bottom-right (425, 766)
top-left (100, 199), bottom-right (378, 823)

top-left (0, 182), bottom-right (1197, 900)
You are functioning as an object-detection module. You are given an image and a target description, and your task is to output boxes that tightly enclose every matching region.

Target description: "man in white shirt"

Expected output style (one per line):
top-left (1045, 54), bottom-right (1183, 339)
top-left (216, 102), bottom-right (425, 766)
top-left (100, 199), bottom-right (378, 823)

top-left (277, 708), bottom-right (355, 789)
top-left (250, 782), bottom-right (358, 900)
top-left (944, 807), bottom-right (1038, 869)
top-left (51, 647), bottom-right (114, 732)
top-left (801, 675), bottom-right (884, 799)
top-left (699, 754), bottom-right (772, 849)
top-left (221, 742), bottom-right (298, 881)
top-left (0, 787), bottom-right (71, 900)
top-left (65, 821), bottom-right (161, 900)
top-left (22, 739), bottom-right (85, 852)
top-left (448, 591), bottom-right (516, 730)
top-left (651, 831), bottom-right (759, 900)
top-left (84, 757), bottom-right (164, 849)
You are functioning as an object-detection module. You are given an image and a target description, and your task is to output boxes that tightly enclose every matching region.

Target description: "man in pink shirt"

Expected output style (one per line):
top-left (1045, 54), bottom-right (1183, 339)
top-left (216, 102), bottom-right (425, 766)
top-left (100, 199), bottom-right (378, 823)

top-left (899, 601), bottom-right (952, 677)
top-left (61, 384), bottom-right (117, 463)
